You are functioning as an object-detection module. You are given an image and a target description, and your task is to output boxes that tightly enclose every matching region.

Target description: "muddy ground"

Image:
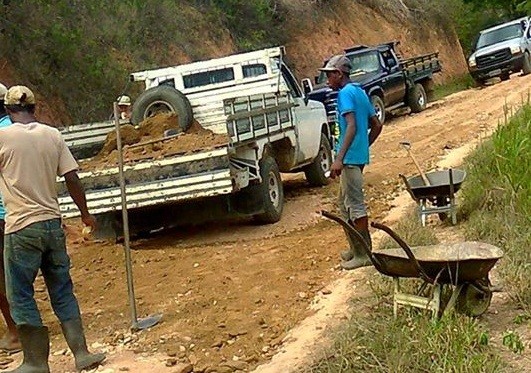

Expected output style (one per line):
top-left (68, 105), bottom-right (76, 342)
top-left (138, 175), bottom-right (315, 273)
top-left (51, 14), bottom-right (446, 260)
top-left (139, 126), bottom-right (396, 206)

top-left (2, 74), bottom-right (531, 372)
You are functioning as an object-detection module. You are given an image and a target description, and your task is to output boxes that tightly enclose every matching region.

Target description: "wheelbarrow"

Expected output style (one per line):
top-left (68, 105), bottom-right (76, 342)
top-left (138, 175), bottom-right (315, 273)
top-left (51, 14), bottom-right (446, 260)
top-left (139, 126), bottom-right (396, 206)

top-left (322, 211), bottom-right (503, 318)
top-left (400, 168), bottom-right (467, 226)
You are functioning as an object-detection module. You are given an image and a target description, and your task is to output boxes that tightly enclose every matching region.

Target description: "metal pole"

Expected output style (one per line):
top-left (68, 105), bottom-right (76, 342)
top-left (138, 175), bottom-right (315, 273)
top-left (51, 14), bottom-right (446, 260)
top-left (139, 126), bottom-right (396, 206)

top-left (113, 103), bottom-right (162, 331)
top-left (113, 102), bottom-right (138, 327)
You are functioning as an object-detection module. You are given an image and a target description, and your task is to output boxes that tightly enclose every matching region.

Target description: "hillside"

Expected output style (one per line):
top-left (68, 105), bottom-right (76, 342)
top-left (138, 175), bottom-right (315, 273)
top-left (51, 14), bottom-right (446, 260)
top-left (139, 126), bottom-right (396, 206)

top-left (0, 0), bottom-right (467, 125)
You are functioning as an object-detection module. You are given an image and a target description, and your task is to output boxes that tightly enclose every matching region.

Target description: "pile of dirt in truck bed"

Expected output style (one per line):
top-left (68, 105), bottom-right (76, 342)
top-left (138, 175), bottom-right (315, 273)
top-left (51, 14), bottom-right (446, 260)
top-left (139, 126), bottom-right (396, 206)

top-left (79, 113), bottom-right (228, 171)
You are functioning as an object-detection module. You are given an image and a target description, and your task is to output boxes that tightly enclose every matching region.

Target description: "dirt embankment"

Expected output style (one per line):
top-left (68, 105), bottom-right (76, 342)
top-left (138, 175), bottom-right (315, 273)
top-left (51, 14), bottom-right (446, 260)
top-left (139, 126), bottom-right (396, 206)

top-left (280, 0), bottom-right (467, 83)
top-left (79, 113), bottom-right (229, 171)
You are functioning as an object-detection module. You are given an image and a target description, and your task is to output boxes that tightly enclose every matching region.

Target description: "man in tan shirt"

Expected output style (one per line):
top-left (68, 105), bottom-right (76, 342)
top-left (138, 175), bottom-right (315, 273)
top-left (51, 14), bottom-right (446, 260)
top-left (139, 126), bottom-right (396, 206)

top-left (0, 86), bottom-right (105, 372)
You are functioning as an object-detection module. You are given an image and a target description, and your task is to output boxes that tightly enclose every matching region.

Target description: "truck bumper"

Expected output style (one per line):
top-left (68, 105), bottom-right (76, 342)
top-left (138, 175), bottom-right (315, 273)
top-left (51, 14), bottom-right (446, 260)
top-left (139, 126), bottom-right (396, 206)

top-left (58, 147), bottom-right (234, 218)
top-left (469, 53), bottom-right (524, 81)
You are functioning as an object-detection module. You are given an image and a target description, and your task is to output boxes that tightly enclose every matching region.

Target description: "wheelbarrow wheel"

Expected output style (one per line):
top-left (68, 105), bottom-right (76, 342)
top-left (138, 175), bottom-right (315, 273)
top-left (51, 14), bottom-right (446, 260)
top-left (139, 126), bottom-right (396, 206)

top-left (456, 278), bottom-right (492, 317)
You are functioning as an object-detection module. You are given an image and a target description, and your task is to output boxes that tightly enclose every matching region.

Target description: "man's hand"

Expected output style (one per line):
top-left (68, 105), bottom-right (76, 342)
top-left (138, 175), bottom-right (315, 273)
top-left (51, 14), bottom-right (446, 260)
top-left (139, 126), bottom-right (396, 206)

top-left (81, 214), bottom-right (97, 234)
top-left (330, 159), bottom-right (343, 179)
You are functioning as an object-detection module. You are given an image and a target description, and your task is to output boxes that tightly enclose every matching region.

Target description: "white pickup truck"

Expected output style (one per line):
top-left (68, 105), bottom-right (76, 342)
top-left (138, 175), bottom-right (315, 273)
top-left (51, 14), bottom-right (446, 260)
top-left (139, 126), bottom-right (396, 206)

top-left (58, 47), bottom-right (332, 236)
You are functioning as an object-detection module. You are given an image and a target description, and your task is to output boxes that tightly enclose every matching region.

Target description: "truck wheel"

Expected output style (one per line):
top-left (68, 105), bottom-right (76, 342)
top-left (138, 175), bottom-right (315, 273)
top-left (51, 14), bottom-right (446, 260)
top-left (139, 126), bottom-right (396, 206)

top-left (474, 78), bottom-right (486, 87)
top-left (253, 156), bottom-right (284, 224)
top-left (500, 73), bottom-right (510, 81)
top-left (304, 134), bottom-right (332, 187)
top-left (131, 85), bottom-right (193, 131)
top-left (522, 52), bottom-right (531, 75)
top-left (371, 95), bottom-right (385, 124)
top-left (408, 83), bottom-right (427, 113)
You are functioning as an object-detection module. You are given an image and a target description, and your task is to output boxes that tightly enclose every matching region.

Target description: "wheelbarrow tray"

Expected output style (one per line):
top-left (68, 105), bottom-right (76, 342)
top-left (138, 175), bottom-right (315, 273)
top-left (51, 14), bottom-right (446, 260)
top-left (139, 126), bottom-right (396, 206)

top-left (373, 242), bottom-right (503, 283)
top-left (407, 169), bottom-right (466, 200)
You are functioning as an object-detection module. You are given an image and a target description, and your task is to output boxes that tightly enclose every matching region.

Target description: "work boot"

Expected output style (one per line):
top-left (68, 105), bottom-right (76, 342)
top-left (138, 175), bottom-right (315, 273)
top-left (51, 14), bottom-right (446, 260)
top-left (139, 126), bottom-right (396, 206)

top-left (340, 230), bottom-right (373, 270)
top-left (7, 324), bottom-right (50, 373)
top-left (60, 319), bottom-right (105, 372)
top-left (339, 226), bottom-right (359, 261)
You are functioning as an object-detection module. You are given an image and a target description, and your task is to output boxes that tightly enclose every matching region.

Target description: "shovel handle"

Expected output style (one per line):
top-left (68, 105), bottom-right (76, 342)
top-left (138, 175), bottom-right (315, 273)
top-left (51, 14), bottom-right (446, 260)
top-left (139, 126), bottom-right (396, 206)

top-left (403, 147), bottom-right (430, 186)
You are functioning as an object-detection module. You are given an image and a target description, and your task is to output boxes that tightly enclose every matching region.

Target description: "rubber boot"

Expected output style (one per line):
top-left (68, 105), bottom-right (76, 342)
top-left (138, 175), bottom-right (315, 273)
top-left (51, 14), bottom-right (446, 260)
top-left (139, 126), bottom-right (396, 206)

top-left (340, 226), bottom-right (357, 261)
top-left (341, 230), bottom-right (372, 270)
top-left (6, 325), bottom-right (50, 373)
top-left (60, 319), bottom-right (105, 372)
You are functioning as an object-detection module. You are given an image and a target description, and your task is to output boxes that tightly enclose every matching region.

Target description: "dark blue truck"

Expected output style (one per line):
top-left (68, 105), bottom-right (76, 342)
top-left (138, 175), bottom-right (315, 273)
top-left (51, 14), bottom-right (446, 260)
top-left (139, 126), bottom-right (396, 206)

top-left (304, 41), bottom-right (442, 125)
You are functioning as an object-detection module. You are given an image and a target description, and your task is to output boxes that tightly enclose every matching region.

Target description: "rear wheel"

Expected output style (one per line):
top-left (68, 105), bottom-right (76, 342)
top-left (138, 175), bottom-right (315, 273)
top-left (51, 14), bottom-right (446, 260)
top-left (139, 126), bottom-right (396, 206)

top-left (456, 278), bottom-right (493, 317)
top-left (407, 83), bottom-right (427, 113)
top-left (371, 95), bottom-right (385, 124)
top-left (304, 134), bottom-right (332, 187)
top-left (253, 156), bottom-right (284, 224)
top-left (522, 52), bottom-right (531, 75)
top-left (131, 85), bottom-right (193, 131)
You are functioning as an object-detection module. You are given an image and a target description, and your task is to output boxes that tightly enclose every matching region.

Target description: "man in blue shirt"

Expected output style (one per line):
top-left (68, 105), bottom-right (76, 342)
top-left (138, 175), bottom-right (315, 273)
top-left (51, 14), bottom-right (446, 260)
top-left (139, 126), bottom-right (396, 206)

top-left (0, 83), bottom-right (21, 353)
top-left (319, 55), bottom-right (382, 270)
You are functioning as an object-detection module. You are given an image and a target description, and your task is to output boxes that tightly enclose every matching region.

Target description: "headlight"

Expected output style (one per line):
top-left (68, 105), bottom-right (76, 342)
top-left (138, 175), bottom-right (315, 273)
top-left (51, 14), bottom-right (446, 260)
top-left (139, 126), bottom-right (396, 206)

top-left (510, 45), bottom-right (522, 54)
top-left (468, 57), bottom-right (477, 68)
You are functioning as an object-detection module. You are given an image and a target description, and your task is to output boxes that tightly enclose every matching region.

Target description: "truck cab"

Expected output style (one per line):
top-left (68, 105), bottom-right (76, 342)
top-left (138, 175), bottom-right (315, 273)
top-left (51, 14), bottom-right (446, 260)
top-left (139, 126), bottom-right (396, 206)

top-left (468, 17), bottom-right (531, 85)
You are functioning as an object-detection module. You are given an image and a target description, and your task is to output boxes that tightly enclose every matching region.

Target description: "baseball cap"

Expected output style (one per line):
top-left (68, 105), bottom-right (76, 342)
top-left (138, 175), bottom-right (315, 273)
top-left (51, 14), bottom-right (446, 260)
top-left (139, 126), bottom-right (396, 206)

top-left (318, 55), bottom-right (352, 74)
top-left (117, 95), bottom-right (131, 106)
top-left (0, 83), bottom-right (7, 99)
top-left (4, 85), bottom-right (36, 106)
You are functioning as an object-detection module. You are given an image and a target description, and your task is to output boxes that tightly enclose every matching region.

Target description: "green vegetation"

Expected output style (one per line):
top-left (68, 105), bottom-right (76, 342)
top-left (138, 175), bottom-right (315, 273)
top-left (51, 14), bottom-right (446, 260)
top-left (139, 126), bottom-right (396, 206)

top-left (311, 311), bottom-right (503, 372)
top-left (460, 103), bottom-right (531, 313)
top-left (432, 75), bottom-right (476, 101)
top-left (0, 0), bottom-right (286, 123)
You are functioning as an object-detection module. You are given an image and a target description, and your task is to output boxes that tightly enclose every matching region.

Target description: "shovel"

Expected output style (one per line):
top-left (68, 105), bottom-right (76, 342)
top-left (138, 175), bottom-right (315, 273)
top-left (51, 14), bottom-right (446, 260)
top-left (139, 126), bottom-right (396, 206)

top-left (400, 141), bottom-right (430, 186)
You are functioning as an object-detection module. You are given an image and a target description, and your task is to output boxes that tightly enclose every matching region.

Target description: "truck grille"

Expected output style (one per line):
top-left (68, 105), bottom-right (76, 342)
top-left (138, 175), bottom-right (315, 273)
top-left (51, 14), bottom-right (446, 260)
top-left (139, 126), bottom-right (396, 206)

top-left (476, 48), bottom-right (511, 69)
top-left (325, 91), bottom-right (338, 122)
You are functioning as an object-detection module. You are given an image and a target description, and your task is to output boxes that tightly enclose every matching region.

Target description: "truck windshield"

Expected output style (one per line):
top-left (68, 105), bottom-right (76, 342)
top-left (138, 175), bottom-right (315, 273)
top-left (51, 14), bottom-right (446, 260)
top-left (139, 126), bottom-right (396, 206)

top-left (317, 51), bottom-right (381, 84)
top-left (476, 24), bottom-right (524, 49)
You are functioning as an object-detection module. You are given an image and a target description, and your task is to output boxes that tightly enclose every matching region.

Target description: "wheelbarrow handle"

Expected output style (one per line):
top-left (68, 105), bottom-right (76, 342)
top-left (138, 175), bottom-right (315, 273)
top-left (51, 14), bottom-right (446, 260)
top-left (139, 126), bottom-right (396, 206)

top-left (370, 222), bottom-right (434, 283)
top-left (321, 211), bottom-right (382, 268)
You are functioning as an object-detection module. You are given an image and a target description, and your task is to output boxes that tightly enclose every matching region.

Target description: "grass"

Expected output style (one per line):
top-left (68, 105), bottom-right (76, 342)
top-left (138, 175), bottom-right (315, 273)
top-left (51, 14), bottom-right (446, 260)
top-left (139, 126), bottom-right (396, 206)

top-left (432, 74), bottom-right (476, 101)
top-left (459, 102), bottom-right (531, 313)
top-left (310, 311), bottom-right (503, 373)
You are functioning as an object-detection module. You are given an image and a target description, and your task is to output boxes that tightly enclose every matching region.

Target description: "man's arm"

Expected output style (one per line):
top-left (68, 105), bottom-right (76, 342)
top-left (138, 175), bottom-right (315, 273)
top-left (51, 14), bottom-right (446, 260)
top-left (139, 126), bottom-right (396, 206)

top-left (368, 115), bottom-right (382, 146)
top-left (64, 170), bottom-right (97, 231)
top-left (330, 112), bottom-right (356, 178)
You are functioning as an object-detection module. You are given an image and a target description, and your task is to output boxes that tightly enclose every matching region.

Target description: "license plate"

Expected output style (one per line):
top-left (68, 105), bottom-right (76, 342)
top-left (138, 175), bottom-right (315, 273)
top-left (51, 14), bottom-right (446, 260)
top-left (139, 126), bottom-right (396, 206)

top-left (488, 69), bottom-right (502, 77)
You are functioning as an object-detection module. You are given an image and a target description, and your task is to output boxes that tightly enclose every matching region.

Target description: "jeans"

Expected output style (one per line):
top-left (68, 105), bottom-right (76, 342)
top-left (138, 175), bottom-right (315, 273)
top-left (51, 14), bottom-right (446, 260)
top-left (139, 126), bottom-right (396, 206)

top-left (4, 219), bottom-right (81, 326)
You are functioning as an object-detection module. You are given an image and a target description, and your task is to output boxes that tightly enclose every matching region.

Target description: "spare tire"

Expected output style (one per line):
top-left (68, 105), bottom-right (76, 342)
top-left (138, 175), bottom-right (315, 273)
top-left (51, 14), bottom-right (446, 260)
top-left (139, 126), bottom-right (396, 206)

top-left (131, 85), bottom-right (193, 132)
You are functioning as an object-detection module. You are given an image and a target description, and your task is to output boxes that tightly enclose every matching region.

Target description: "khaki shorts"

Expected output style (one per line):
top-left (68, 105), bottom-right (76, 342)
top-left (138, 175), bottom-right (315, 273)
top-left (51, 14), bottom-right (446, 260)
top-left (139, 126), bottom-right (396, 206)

top-left (338, 165), bottom-right (367, 222)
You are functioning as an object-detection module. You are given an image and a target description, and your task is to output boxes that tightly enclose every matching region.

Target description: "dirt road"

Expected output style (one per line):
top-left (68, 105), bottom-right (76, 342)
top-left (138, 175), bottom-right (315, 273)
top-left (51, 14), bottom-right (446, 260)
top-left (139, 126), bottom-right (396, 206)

top-left (3, 74), bottom-right (531, 373)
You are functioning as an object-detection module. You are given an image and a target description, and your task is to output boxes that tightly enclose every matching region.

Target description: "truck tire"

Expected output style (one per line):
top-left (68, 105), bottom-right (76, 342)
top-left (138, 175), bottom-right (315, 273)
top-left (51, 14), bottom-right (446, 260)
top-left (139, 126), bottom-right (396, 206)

top-left (371, 95), bottom-right (385, 124)
top-left (253, 156), bottom-right (284, 224)
top-left (408, 83), bottom-right (427, 113)
top-left (304, 134), bottom-right (332, 187)
top-left (131, 85), bottom-right (193, 131)
top-left (522, 52), bottom-right (531, 75)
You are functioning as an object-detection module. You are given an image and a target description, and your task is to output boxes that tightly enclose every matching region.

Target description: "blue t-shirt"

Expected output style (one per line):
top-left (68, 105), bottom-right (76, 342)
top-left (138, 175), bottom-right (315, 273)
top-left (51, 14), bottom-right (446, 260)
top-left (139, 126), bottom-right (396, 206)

top-left (335, 83), bottom-right (375, 165)
top-left (0, 114), bottom-right (12, 220)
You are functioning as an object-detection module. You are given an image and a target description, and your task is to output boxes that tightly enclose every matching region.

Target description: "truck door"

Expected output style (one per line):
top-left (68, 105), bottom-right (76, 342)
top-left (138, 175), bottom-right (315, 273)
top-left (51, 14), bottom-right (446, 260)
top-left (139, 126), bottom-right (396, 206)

top-left (280, 64), bottom-right (321, 164)
top-left (380, 51), bottom-right (406, 105)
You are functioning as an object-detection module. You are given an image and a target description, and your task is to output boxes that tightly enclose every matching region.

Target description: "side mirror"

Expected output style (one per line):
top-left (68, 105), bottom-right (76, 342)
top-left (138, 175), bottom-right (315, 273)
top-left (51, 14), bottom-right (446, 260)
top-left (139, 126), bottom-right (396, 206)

top-left (301, 78), bottom-right (313, 96)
